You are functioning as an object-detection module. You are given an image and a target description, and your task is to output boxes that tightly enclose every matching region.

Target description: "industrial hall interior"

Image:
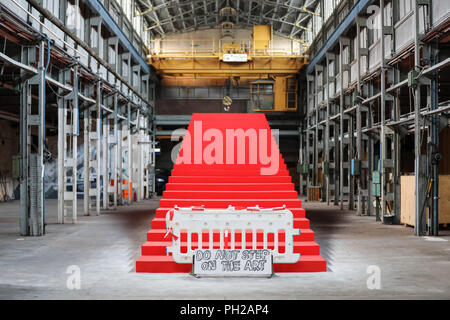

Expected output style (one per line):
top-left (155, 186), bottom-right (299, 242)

top-left (0, 0), bottom-right (449, 300)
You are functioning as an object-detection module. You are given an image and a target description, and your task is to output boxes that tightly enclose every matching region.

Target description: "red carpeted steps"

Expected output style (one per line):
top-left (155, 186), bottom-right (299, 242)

top-left (159, 199), bottom-right (304, 207)
top-left (165, 183), bottom-right (296, 191)
top-left (150, 217), bottom-right (311, 229)
top-left (136, 113), bottom-right (326, 273)
top-left (171, 167), bottom-right (288, 175)
top-left (153, 207), bottom-right (307, 218)
top-left (169, 176), bottom-right (293, 183)
top-left (162, 190), bottom-right (298, 199)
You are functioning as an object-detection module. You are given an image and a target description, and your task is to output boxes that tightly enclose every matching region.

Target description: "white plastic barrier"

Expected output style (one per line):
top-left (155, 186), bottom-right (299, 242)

top-left (165, 205), bottom-right (300, 264)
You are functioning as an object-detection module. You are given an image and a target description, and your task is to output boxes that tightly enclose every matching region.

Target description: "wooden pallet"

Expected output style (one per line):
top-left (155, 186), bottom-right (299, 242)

top-left (307, 186), bottom-right (321, 202)
top-left (401, 175), bottom-right (450, 226)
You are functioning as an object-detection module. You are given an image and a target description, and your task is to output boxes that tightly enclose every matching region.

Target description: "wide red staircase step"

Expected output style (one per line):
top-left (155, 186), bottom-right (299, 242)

top-left (136, 113), bottom-right (326, 273)
top-left (159, 198), bottom-right (303, 207)
top-left (171, 170), bottom-right (288, 176)
top-left (165, 183), bottom-right (296, 191)
top-left (162, 190), bottom-right (298, 199)
top-left (154, 207), bottom-right (306, 218)
top-left (150, 217), bottom-right (310, 229)
top-left (169, 176), bottom-right (292, 183)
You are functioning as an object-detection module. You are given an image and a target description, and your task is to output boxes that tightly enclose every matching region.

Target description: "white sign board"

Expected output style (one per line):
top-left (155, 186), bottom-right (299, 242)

top-left (223, 54), bottom-right (248, 62)
top-left (192, 249), bottom-right (273, 277)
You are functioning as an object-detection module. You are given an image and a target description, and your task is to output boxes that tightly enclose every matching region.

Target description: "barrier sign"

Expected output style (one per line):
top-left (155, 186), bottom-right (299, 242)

top-left (223, 54), bottom-right (248, 62)
top-left (192, 249), bottom-right (273, 277)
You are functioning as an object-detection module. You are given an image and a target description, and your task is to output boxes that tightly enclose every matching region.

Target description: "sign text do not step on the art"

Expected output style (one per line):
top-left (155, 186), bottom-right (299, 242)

top-left (192, 249), bottom-right (273, 277)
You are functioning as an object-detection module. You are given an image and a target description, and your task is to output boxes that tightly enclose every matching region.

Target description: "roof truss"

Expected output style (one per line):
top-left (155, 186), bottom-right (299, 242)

top-left (135, 0), bottom-right (319, 39)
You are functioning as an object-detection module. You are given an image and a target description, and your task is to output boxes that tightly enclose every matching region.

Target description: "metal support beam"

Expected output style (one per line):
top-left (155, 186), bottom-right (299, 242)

top-left (20, 41), bottom-right (45, 235)
top-left (414, 0), bottom-right (429, 235)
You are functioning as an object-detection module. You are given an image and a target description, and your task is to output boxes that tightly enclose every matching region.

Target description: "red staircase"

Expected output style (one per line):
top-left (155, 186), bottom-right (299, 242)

top-left (136, 113), bottom-right (326, 273)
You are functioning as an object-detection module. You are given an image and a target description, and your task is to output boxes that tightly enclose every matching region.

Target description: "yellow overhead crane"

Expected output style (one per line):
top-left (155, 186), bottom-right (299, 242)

top-left (147, 25), bottom-right (308, 112)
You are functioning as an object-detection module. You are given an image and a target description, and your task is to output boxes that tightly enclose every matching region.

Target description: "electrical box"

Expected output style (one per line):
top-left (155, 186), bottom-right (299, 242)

top-left (297, 163), bottom-right (309, 175)
top-left (322, 161), bottom-right (329, 175)
top-left (352, 91), bottom-right (358, 105)
top-left (351, 159), bottom-right (360, 176)
top-left (372, 184), bottom-right (381, 197)
top-left (372, 171), bottom-right (381, 197)
top-left (302, 163), bottom-right (309, 174)
top-left (372, 171), bottom-right (381, 184)
top-left (12, 155), bottom-right (20, 180)
top-left (408, 70), bottom-right (419, 87)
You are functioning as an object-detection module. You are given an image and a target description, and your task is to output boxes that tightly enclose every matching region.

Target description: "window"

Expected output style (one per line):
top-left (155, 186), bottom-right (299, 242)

top-left (368, 7), bottom-right (381, 45)
top-left (286, 78), bottom-right (297, 109)
top-left (398, 0), bottom-right (413, 21)
top-left (66, 3), bottom-right (84, 41)
top-left (121, 0), bottom-right (133, 21)
top-left (133, 9), bottom-right (142, 35)
top-left (123, 24), bottom-right (130, 38)
top-left (306, 20), bottom-right (313, 45)
top-left (342, 46), bottom-right (349, 65)
top-left (142, 21), bottom-right (150, 46)
top-left (122, 60), bottom-right (129, 79)
top-left (110, 4), bottom-right (120, 25)
top-left (316, 72), bottom-right (323, 88)
top-left (44, 0), bottom-right (60, 18)
top-left (313, 5), bottom-right (322, 38)
top-left (324, 0), bottom-right (334, 22)
top-left (251, 82), bottom-right (274, 110)
top-left (328, 60), bottom-right (335, 77)
top-left (90, 26), bottom-right (98, 49)
top-left (108, 45), bottom-right (116, 65)
top-left (360, 28), bottom-right (367, 49)
top-left (338, 6), bottom-right (349, 24)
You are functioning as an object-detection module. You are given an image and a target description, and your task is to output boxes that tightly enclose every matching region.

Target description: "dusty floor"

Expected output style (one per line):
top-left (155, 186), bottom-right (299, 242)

top-left (0, 198), bottom-right (449, 299)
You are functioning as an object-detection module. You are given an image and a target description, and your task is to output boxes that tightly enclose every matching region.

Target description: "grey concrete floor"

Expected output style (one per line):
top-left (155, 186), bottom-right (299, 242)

top-left (0, 198), bottom-right (449, 299)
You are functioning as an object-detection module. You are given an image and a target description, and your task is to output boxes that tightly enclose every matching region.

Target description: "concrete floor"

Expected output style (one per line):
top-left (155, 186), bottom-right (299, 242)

top-left (0, 198), bottom-right (449, 300)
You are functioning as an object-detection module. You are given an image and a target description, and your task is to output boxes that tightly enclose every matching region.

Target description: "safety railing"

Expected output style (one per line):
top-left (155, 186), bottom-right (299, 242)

top-left (165, 205), bottom-right (301, 264)
top-left (147, 39), bottom-right (308, 58)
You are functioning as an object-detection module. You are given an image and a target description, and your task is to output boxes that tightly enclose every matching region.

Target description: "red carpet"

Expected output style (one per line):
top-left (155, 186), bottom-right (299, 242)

top-left (136, 113), bottom-right (326, 272)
